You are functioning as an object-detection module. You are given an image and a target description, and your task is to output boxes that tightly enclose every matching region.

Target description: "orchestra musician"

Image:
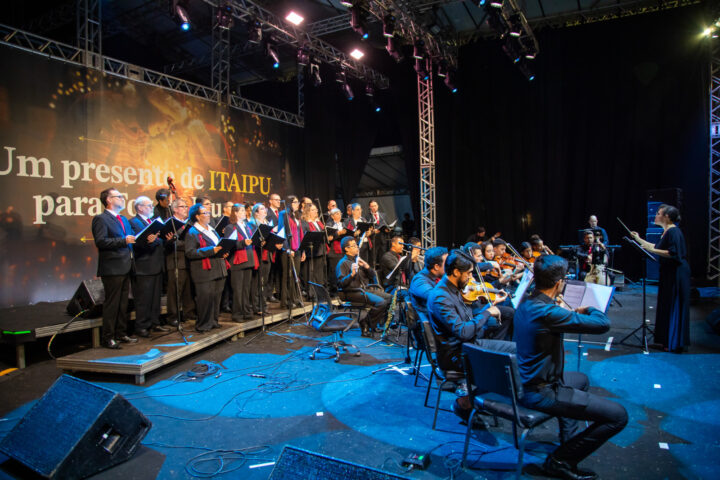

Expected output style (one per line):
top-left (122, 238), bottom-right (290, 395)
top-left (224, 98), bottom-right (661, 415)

top-left (336, 237), bottom-right (391, 337)
top-left (513, 255), bottom-right (626, 480)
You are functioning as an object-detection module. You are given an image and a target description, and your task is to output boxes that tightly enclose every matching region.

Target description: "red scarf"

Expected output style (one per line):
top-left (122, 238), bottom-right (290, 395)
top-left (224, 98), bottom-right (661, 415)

top-left (289, 217), bottom-right (303, 251)
top-left (308, 220), bottom-right (330, 254)
top-left (196, 232), bottom-right (212, 270)
top-left (232, 224), bottom-right (259, 269)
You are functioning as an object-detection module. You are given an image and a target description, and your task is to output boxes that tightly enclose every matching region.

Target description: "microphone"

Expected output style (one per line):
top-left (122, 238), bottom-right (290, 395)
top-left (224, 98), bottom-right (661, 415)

top-left (399, 242), bottom-right (427, 251)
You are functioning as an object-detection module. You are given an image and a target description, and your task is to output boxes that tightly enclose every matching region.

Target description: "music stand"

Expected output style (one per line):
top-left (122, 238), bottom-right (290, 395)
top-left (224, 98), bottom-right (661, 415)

top-left (244, 223), bottom-right (273, 345)
top-left (300, 231), bottom-right (326, 297)
top-left (618, 235), bottom-right (657, 352)
top-left (368, 255), bottom-right (411, 358)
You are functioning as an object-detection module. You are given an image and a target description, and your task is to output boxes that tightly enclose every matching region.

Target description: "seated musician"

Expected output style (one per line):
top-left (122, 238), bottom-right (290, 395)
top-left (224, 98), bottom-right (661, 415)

top-left (514, 255), bottom-right (626, 480)
top-left (427, 250), bottom-right (515, 423)
top-left (479, 241), bottom-right (517, 289)
top-left (406, 237), bottom-right (424, 282)
top-left (530, 234), bottom-right (554, 259)
top-left (575, 230), bottom-right (607, 282)
top-left (336, 236), bottom-right (391, 337)
top-left (520, 241), bottom-right (535, 264)
top-left (379, 236), bottom-right (411, 295)
top-left (408, 246), bottom-right (448, 315)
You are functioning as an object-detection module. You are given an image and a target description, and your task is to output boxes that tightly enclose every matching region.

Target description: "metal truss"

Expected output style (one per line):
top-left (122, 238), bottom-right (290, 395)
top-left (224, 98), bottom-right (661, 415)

top-left (418, 74), bottom-right (436, 248)
top-left (0, 23), bottom-right (303, 128)
top-left (297, 64), bottom-right (305, 121)
top-left (76, 0), bottom-right (101, 67)
top-left (211, 9), bottom-right (231, 103)
top-left (367, 0), bottom-right (457, 67)
top-left (709, 39), bottom-right (720, 281)
top-left (200, 0), bottom-right (389, 88)
top-left (308, 14), bottom-right (352, 37)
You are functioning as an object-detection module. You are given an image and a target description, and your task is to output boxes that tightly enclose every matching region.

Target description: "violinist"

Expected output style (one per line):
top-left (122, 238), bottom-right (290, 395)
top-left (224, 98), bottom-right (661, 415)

top-left (464, 243), bottom-right (515, 335)
top-left (530, 234), bottom-right (554, 258)
top-left (492, 239), bottom-right (525, 287)
top-left (519, 241), bottom-right (535, 264)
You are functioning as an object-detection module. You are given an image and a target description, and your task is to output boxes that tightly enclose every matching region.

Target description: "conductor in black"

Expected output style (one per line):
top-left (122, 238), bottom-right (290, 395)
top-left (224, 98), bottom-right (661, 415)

top-left (513, 255), bottom-right (627, 480)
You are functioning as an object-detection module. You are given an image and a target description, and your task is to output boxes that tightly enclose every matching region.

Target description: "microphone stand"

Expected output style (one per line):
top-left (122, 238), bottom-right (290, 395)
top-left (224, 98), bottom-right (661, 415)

top-left (314, 198), bottom-right (330, 291)
top-left (166, 184), bottom-right (188, 345)
top-left (245, 217), bottom-right (269, 345)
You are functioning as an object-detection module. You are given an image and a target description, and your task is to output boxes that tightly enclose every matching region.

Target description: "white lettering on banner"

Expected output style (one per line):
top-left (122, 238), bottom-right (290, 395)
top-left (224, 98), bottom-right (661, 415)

top-left (33, 195), bottom-right (104, 225)
top-left (2, 146), bottom-right (54, 178)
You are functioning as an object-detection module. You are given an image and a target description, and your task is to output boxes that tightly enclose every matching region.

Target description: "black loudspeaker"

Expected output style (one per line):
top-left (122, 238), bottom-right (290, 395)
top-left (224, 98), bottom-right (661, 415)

top-left (268, 446), bottom-right (411, 480)
top-left (707, 309), bottom-right (720, 335)
top-left (0, 375), bottom-right (151, 479)
top-left (66, 278), bottom-right (105, 318)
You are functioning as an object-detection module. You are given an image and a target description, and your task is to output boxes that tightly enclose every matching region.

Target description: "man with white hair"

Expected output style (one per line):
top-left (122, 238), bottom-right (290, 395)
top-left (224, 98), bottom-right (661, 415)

top-left (130, 195), bottom-right (169, 337)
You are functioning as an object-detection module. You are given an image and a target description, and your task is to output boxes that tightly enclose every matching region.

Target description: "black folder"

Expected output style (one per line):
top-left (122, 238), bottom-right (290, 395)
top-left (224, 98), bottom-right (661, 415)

top-left (214, 215), bottom-right (229, 237)
top-left (299, 231), bottom-right (326, 253)
top-left (135, 218), bottom-right (165, 244)
top-left (214, 237), bottom-right (237, 258)
top-left (159, 217), bottom-right (186, 238)
top-left (250, 224), bottom-right (275, 247)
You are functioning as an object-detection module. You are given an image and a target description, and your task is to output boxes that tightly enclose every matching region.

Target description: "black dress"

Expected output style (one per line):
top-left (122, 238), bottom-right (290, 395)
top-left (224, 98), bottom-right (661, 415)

top-left (654, 226), bottom-right (691, 352)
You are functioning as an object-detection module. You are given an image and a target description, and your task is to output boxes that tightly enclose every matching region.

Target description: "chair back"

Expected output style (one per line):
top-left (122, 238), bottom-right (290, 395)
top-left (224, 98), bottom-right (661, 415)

top-left (461, 343), bottom-right (524, 401)
top-left (309, 282), bottom-right (333, 306)
top-left (420, 318), bottom-right (439, 369)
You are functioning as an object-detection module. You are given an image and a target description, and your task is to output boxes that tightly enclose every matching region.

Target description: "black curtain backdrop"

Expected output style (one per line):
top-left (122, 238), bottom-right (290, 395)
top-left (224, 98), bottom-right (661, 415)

top-left (434, 6), bottom-right (709, 280)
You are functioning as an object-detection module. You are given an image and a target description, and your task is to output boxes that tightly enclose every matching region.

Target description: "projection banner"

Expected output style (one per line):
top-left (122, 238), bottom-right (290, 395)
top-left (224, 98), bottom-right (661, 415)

top-left (0, 46), bottom-right (291, 308)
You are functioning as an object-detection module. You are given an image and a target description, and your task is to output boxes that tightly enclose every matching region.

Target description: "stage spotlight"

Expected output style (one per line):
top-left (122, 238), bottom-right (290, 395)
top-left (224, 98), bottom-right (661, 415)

top-left (703, 27), bottom-right (713, 37)
top-left (266, 42), bottom-right (280, 69)
top-left (490, 1), bottom-right (504, 8)
top-left (339, 0), bottom-right (353, 6)
top-left (370, 98), bottom-right (381, 112)
top-left (413, 39), bottom-right (425, 60)
top-left (310, 62), bottom-right (322, 86)
top-left (386, 35), bottom-right (404, 62)
top-left (383, 13), bottom-right (396, 38)
top-left (248, 19), bottom-right (262, 44)
top-left (436, 59), bottom-right (448, 78)
top-left (444, 70), bottom-right (458, 93)
top-left (365, 83), bottom-right (375, 97)
top-left (216, 2), bottom-right (234, 30)
top-left (351, 6), bottom-right (369, 40)
top-left (414, 57), bottom-right (429, 80)
top-left (517, 58), bottom-right (535, 81)
top-left (342, 82), bottom-right (354, 100)
top-left (350, 48), bottom-right (364, 59)
top-left (286, 11), bottom-right (304, 26)
top-left (336, 69), bottom-right (347, 83)
top-left (174, 2), bottom-right (191, 31)
top-left (297, 46), bottom-right (310, 66)
top-left (502, 37), bottom-right (522, 63)
top-left (508, 14), bottom-right (522, 37)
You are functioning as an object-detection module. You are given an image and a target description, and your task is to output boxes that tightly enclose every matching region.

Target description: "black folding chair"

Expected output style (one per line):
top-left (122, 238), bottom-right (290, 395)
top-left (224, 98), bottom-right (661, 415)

top-left (461, 343), bottom-right (553, 478)
top-left (420, 319), bottom-right (465, 430)
top-left (306, 282), bottom-right (361, 362)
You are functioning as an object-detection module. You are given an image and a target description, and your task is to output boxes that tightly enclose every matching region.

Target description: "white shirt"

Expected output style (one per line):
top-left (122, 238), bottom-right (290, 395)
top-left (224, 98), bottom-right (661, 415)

top-left (194, 222), bottom-right (219, 245)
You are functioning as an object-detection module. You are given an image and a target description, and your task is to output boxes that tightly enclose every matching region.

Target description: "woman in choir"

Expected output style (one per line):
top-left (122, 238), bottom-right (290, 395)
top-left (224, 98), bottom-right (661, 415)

top-left (301, 202), bottom-right (327, 290)
top-left (185, 203), bottom-right (228, 332)
top-left (224, 204), bottom-right (256, 322)
top-left (278, 196), bottom-right (305, 308)
top-left (248, 203), bottom-right (280, 315)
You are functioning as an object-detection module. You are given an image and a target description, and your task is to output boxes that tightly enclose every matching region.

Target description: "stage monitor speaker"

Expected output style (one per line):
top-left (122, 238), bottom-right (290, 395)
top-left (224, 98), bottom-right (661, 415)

top-left (268, 446), bottom-right (411, 480)
top-left (707, 309), bottom-right (720, 335)
top-left (0, 375), bottom-right (151, 479)
top-left (66, 278), bottom-right (105, 318)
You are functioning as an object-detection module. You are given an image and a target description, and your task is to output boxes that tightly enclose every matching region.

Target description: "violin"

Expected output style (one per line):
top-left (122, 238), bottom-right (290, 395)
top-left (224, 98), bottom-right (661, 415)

top-left (462, 278), bottom-right (507, 304)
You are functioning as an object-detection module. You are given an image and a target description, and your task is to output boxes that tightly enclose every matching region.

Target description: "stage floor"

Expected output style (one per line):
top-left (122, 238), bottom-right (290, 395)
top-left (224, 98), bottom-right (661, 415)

top-left (1, 286), bottom-right (719, 479)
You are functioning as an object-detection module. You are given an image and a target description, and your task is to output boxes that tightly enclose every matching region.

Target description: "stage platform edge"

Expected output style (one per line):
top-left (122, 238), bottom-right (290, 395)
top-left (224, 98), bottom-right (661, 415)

top-left (56, 304), bottom-right (313, 385)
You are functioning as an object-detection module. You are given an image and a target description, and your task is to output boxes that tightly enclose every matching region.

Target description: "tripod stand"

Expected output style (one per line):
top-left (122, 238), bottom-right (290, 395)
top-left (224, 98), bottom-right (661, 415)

top-left (618, 236), bottom-right (656, 352)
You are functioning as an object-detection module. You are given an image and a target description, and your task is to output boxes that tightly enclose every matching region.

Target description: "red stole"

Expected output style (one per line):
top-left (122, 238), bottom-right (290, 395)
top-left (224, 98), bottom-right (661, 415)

top-left (196, 233), bottom-right (213, 270)
top-left (231, 224), bottom-right (259, 269)
top-left (289, 217), bottom-right (303, 250)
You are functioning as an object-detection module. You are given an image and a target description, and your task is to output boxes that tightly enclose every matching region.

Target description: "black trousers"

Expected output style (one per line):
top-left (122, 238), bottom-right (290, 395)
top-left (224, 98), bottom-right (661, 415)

top-left (230, 267), bottom-right (253, 320)
top-left (327, 254), bottom-right (342, 293)
top-left (341, 289), bottom-right (392, 328)
top-left (166, 267), bottom-right (196, 323)
top-left (100, 274), bottom-right (130, 342)
top-left (521, 372), bottom-right (628, 465)
top-left (193, 277), bottom-right (224, 331)
top-left (281, 252), bottom-right (303, 307)
top-left (132, 273), bottom-right (162, 331)
top-left (303, 255), bottom-right (327, 292)
top-left (252, 261), bottom-right (271, 312)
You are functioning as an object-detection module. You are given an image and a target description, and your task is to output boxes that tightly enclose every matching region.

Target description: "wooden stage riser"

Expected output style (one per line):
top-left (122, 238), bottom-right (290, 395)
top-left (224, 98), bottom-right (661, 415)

top-left (56, 305), bottom-right (314, 384)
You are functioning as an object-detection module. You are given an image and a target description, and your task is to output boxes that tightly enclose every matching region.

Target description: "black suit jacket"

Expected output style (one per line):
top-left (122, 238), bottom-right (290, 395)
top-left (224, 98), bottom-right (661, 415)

top-left (267, 207), bottom-right (280, 228)
top-left (91, 210), bottom-right (133, 277)
top-left (184, 226), bottom-right (228, 282)
top-left (165, 223), bottom-right (189, 271)
top-left (129, 216), bottom-right (165, 276)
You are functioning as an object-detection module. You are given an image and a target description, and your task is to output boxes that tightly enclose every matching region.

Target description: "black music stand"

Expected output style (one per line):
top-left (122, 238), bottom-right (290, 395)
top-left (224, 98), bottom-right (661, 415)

top-left (618, 236), bottom-right (657, 352)
top-left (244, 224), bottom-right (274, 345)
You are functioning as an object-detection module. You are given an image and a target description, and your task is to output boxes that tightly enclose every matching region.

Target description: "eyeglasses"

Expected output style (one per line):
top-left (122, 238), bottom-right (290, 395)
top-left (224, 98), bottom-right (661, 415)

top-left (176, 205), bottom-right (188, 208)
top-left (108, 195), bottom-right (124, 199)
top-left (199, 211), bottom-right (211, 215)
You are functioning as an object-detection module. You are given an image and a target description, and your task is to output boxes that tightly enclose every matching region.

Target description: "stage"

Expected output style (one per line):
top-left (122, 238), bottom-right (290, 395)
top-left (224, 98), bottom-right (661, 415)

top-left (1, 286), bottom-right (719, 479)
